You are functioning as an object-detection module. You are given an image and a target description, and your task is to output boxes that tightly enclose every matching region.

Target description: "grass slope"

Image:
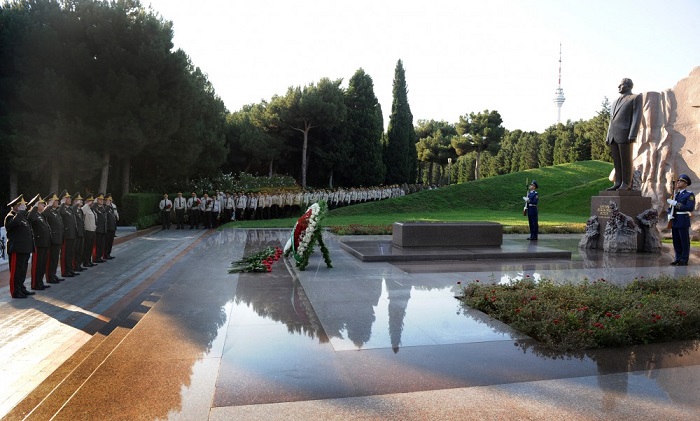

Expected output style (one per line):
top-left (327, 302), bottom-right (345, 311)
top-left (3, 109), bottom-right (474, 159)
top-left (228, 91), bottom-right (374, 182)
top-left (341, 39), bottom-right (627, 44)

top-left (224, 160), bottom-right (613, 229)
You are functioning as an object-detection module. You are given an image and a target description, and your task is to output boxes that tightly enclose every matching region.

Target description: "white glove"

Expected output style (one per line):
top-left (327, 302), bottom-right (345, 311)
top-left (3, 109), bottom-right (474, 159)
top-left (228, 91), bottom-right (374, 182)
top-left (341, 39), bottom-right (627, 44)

top-left (667, 199), bottom-right (678, 206)
top-left (522, 197), bottom-right (529, 201)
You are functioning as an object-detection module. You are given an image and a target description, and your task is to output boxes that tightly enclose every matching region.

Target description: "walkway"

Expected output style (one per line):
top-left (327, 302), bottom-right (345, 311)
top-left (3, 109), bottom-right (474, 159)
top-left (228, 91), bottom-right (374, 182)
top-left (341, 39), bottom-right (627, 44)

top-left (0, 230), bottom-right (699, 420)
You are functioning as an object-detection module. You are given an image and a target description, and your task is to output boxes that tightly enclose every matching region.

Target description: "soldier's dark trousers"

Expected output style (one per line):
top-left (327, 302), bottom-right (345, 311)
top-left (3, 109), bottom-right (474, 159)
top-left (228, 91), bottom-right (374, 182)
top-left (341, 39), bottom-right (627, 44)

top-left (48, 243), bottom-right (60, 280)
top-left (32, 247), bottom-right (49, 288)
top-left (95, 232), bottom-right (105, 260)
top-left (61, 239), bottom-right (75, 275)
top-left (105, 230), bottom-right (116, 257)
top-left (9, 252), bottom-right (29, 297)
top-left (175, 209), bottom-right (185, 229)
top-left (74, 236), bottom-right (84, 268)
top-left (83, 231), bottom-right (96, 265)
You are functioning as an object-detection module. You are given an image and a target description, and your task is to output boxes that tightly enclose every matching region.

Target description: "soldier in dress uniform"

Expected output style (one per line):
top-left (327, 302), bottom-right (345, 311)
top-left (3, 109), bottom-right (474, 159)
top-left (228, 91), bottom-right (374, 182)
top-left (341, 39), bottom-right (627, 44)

top-left (159, 193), bottom-right (172, 230)
top-left (524, 180), bottom-right (539, 241)
top-left (173, 192), bottom-right (186, 230)
top-left (4, 195), bottom-right (36, 298)
top-left (223, 191), bottom-right (235, 222)
top-left (81, 195), bottom-right (97, 267)
top-left (27, 194), bottom-right (52, 290)
top-left (187, 192), bottom-right (200, 229)
top-left (93, 194), bottom-right (107, 263)
top-left (668, 174), bottom-right (696, 266)
top-left (72, 193), bottom-right (86, 271)
top-left (104, 194), bottom-right (118, 259)
top-left (44, 193), bottom-right (65, 283)
top-left (59, 190), bottom-right (79, 277)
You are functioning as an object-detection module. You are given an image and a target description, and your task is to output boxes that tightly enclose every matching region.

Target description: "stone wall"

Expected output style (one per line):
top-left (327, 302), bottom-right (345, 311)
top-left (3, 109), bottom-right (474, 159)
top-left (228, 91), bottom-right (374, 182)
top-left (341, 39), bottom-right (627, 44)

top-left (633, 66), bottom-right (700, 231)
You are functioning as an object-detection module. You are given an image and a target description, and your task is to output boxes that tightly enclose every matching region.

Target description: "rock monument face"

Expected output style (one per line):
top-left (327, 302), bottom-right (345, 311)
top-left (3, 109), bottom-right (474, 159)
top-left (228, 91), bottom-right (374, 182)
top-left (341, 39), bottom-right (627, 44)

top-left (634, 66), bottom-right (700, 231)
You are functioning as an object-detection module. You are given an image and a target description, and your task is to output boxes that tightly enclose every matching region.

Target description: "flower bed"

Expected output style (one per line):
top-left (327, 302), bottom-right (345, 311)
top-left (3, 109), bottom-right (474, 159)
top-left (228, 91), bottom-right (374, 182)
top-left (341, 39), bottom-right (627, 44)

top-left (458, 275), bottom-right (700, 351)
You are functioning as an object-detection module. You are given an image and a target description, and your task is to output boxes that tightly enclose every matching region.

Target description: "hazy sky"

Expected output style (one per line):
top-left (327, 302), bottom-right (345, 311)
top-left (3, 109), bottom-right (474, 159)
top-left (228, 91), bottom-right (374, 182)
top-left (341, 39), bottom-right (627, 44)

top-left (145, 0), bottom-right (700, 132)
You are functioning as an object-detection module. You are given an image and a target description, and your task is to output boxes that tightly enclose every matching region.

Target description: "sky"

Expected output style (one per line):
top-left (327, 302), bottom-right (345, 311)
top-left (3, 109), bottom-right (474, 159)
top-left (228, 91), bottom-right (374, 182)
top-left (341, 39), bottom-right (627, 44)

top-left (145, 0), bottom-right (700, 132)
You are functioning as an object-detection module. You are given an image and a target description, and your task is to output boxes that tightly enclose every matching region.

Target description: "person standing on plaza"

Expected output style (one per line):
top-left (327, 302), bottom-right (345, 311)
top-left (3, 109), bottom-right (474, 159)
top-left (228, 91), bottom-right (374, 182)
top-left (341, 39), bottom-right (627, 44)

top-left (173, 192), bottom-right (186, 229)
top-left (104, 194), bottom-right (118, 259)
top-left (187, 192), bottom-right (200, 229)
top-left (93, 194), bottom-right (107, 263)
top-left (81, 195), bottom-right (97, 267)
top-left (159, 193), bottom-right (172, 230)
top-left (59, 190), bottom-right (79, 277)
top-left (44, 193), bottom-right (64, 283)
top-left (668, 174), bottom-right (696, 266)
top-left (4, 195), bottom-right (35, 298)
top-left (72, 193), bottom-right (86, 271)
top-left (223, 191), bottom-right (235, 222)
top-left (523, 180), bottom-right (539, 241)
top-left (27, 195), bottom-right (52, 290)
top-left (235, 192), bottom-right (247, 221)
top-left (211, 193), bottom-right (221, 227)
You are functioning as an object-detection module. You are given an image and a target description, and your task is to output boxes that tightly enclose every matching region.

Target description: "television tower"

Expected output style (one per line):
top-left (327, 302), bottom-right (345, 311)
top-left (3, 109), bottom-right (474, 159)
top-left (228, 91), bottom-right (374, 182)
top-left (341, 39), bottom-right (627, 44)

top-left (553, 43), bottom-right (566, 123)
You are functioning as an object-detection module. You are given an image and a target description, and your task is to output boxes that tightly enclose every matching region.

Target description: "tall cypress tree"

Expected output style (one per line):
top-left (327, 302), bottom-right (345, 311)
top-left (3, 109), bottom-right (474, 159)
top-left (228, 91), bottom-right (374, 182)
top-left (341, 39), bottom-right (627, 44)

top-left (343, 68), bottom-right (385, 186)
top-left (385, 59), bottom-right (417, 184)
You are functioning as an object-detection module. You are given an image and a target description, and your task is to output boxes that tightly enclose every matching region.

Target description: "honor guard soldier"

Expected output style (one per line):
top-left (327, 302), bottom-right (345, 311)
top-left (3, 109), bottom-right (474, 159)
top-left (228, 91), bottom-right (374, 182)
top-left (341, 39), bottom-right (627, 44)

top-left (173, 192), bottom-right (186, 229)
top-left (668, 174), bottom-right (696, 266)
top-left (4, 195), bottom-right (35, 298)
top-left (44, 193), bottom-right (65, 282)
top-left (59, 190), bottom-right (79, 277)
top-left (223, 191), bottom-right (235, 222)
top-left (104, 194), bottom-right (118, 259)
top-left (72, 193), bottom-right (86, 271)
top-left (27, 194), bottom-right (52, 290)
top-left (93, 194), bottom-right (107, 263)
top-left (81, 195), bottom-right (97, 267)
top-left (187, 192), bottom-right (200, 229)
top-left (524, 180), bottom-right (539, 241)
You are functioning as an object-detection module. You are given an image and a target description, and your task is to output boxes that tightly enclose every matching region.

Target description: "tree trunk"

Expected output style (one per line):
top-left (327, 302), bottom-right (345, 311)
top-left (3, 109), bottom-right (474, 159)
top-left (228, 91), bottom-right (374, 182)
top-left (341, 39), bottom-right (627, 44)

top-left (268, 159), bottom-right (273, 177)
top-left (328, 171), bottom-right (333, 189)
top-left (121, 156), bottom-right (131, 196)
top-left (475, 150), bottom-right (481, 180)
top-left (301, 128), bottom-right (309, 188)
top-left (99, 150), bottom-right (110, 194)
top-left (427, 162), bottom-right (433, 185)
top-left (50, 162), bottom-right (59, 194)
top-left (9, 168), bottom-right (18, 201)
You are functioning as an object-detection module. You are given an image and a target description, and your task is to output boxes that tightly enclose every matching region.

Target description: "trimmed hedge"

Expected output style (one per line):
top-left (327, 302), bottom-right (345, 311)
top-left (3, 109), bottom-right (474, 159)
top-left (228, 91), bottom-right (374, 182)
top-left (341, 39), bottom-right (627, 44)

top-left (120, 193), bottom-right (161, 226)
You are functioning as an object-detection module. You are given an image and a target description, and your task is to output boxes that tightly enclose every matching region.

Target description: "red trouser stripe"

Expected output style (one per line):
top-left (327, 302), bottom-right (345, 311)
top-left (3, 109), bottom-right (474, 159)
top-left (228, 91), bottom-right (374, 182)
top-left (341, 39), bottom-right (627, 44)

top-left (9, 253), bottom-right (17, 296)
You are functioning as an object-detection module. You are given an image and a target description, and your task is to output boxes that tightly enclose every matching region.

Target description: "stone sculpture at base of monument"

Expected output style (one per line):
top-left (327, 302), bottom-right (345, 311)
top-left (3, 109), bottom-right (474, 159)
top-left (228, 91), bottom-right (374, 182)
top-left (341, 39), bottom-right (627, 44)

top-left (636, 208), bottom-right (662, 252)
top-left (578, 216), bottom-right (600, 249)
top-left (603, 202), bottom-right (640, 253)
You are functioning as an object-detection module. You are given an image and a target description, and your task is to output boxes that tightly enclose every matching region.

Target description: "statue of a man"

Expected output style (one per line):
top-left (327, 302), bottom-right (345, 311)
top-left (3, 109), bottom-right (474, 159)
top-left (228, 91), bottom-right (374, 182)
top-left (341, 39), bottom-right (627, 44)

top-left (606, 78), bottom-right (643, 190)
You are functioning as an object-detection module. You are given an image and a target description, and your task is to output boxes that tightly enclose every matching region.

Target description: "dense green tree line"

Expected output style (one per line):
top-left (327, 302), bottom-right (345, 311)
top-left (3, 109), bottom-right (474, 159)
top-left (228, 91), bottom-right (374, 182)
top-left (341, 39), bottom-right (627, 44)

top-left (1, 0), bottom-right (614, 207)
top-left (0, 0), bottom-right (227, 202)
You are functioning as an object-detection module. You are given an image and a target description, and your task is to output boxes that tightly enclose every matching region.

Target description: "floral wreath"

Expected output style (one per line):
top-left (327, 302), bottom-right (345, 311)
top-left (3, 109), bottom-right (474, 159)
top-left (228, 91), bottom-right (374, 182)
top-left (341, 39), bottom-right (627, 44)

top-left (284, 200), bottom-right (333, 271)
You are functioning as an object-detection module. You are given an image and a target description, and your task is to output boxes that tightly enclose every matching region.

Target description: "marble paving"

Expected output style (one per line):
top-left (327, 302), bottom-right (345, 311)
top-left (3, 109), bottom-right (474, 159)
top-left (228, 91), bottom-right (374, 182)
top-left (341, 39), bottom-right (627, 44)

top-left (1, 229), bottom-right (699, 420)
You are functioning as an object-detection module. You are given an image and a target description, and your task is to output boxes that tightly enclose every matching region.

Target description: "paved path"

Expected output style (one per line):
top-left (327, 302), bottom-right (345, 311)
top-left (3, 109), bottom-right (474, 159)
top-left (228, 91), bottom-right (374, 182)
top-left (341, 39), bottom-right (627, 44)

top-left (0, 230), bottom-right (699, 420)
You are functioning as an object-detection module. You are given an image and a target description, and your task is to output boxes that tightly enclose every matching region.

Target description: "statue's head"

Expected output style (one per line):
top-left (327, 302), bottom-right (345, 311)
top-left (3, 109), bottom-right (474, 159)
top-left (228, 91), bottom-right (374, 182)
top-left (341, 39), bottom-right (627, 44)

top-left (618, 78), bottom-right (634, 94)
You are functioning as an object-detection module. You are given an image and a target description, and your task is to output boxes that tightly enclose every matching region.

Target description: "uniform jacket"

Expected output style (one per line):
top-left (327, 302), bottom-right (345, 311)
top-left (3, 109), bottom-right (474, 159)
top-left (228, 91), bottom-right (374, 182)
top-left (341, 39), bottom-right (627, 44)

top-left (606, 93), bottom-right (643, 144)
top-left (4, 210), bottom-right (34, 253)
top-left (105, 205), bottom-right (118, 231)
top-left (28, 207), bottom-right (52, 248)
top-left (94, 204), bottom-right (107, 234)
top-left (81, 203), bottom-right (97, 232)
top-left (73, 204), bottom-right (85, 237)
top-left (59, 203), bottom-right (78, 240)
top-left (44, 207), bottom-right (64, 245)
top-left (527, 190), bottom-right (539, 216)
top-left (669, 189), bottom-right (695, 229)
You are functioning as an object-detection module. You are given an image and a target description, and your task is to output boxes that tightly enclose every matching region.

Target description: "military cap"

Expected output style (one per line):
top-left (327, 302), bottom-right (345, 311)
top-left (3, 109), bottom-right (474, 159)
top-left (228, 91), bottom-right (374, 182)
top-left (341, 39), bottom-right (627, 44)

top-left (27, 194), bottom-right (45, 207)
top-left (74, 192), bottom-right (84, 200)
top-left (60, 190), bottom-right (71, 199)
top-left (85, 195), bottom-right (95, 202)
top-left (679, 174), bottom-right (692, 186)
top-left (95, 193), bottom-right (105, 200)
top-left (530, 180), bottom-right (538, 188)
top-left (46, 192), bottom-right (59, 201)
top-left (105, 193), bottom-right (112, 200)
top-left (7, 194), bottom-right (27, 207)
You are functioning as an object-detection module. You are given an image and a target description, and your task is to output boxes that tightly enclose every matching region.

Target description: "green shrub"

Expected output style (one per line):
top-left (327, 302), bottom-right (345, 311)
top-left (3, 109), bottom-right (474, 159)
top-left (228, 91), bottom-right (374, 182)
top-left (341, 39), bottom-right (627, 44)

top-left (459, 275), bottom-right (700, 351)
top-left (134, 213), bottom-right (159, 230)
top-left (121, 193), bottom-right (161, 225)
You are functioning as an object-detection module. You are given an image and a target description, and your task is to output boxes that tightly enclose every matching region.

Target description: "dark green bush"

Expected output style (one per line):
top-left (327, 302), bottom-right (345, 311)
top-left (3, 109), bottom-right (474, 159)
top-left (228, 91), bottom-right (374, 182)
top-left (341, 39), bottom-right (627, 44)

top-left (135, 213), bottom-right (159, 230)
top-left (120, 193), bottom-right (161, 225)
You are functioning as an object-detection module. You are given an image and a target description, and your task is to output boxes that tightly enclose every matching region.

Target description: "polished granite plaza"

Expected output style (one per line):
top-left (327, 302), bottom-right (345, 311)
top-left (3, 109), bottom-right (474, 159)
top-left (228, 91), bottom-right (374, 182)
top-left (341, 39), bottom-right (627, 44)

top-left (1, 228), bottom-right (699, 420)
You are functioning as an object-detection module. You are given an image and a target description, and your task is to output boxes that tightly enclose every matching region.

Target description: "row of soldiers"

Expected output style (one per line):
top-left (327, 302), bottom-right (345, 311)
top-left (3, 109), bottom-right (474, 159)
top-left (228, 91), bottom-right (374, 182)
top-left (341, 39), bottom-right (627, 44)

top-left (160, 185), bottom-right (414, 228)
top-left (3, 191), bottom-right (118, 299)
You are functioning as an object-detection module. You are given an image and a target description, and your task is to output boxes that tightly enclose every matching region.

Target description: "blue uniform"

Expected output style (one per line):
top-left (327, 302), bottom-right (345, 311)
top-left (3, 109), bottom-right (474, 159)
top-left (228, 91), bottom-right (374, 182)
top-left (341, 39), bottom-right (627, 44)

top-left (527, 190), bottom-right (538, 240)
top-left (669, 189), bottom-right (695, 264)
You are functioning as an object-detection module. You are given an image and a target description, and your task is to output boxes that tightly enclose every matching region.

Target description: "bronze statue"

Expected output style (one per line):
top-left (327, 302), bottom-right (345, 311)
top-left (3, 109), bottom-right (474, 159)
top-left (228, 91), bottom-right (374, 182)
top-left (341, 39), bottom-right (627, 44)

top-left (606, 78), bottom-right (642, 190)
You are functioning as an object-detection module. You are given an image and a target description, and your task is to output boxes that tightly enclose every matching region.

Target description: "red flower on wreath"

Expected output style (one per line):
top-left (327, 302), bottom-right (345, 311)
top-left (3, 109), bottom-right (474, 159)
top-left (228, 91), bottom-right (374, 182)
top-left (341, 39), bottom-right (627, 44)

top-left (293, 209), bottom-right (313, 249)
